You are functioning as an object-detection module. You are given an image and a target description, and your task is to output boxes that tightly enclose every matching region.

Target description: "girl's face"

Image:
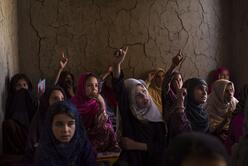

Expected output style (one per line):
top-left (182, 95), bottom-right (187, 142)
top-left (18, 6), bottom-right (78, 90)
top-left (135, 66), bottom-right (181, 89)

top-left (15, 79), bottom-right (29, 91)
top-left (135, 85), bottom-right (150, 109)
top-left (85, 76), bottom-right (99, 98)
top-left (193, 85), bottom-right (208, 104)
top-left (171, 74), bottom-right (183, 92)
top-left (49, 90), bottom-right (65, 106)
top-left (105, 76), bottom-right (112, 88)
top-left (155, 71), bottom-right (165, 88)
top-left (224, 84), bottom-right (234, 103)
top-left (52, 113), bottom-right (76, 143)
top-left (64, 74), bottom-right (73, 86)
top-left (218, 70), bottom-right (230, 80)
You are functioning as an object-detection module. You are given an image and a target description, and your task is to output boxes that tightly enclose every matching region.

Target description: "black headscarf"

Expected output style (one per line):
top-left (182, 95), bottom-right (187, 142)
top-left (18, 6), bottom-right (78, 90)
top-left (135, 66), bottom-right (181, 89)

top-left (184, 78), bottom-right (209, 133)
top-left (35, 101), bottom-right (97, 166)
top-left (38, 86), bottom-right (67, 120)
top-left (5, 73), bottom-right (37, 128)
top-left (56, 71), bottom-right (75, 99)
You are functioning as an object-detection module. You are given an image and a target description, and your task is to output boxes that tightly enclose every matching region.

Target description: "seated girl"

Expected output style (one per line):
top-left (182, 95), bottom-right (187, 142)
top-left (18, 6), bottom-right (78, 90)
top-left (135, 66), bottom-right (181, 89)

top-left (206, 79), bottom-right (238, 143)
top-left (162, 50), bottom-right (184, 121)
top-left (71, 72), bottom-right (119, 152)
top-left (112, 47), bottom-right (166, 166)
top-left (99, 65), bottom-right (118, 131)
top-left (35, 101), bottom-right (97, 166)
top-left (208, 67), bottom-right (230, 94)
top-left (26, 86), bottom-right (66, 161)
top-left (54, 52), bottom-right (75, 98)
top-left (145, 68), bottom-right (166, 113)
top-left (3, 73), bottom-right (38, 154)
top-left (225, 84), bottom-right (248, 153)
top-left (167, 77), bottom-right (209, 139)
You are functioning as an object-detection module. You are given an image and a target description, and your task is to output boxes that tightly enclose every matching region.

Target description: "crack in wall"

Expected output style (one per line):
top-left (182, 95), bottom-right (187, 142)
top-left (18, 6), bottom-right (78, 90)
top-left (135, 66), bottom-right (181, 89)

top-left (19, 0), bottom-right (229, 80)
top-left (175, 11), bottom-right (189, 49)
top-left (116, 0), bottom-right (138, 16)
top-left (29, 0), bottom-right (45, 78)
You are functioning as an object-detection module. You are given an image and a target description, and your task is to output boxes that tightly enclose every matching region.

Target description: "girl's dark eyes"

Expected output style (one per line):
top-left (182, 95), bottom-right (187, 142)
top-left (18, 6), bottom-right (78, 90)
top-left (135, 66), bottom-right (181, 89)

top-left (87, 84), bottom-right (98, 87)
top-left (55, 121), bottom-right (64, 127)
top-left (54, 121), bottom-right (75, 127)
top-left (68, 121), bottom-right (75, 126)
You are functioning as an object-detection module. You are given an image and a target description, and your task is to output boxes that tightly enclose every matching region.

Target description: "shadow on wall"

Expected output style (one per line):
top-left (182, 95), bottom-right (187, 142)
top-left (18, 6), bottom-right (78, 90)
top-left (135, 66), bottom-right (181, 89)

top-left (0, 76), bottom-right (10, 154)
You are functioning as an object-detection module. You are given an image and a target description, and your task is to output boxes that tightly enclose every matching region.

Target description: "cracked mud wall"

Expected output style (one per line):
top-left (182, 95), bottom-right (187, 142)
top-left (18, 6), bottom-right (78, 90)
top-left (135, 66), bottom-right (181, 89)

top-left (0, 0), bottom-right (19, 153)
top-left (18, 0), bottom-right (231, 84)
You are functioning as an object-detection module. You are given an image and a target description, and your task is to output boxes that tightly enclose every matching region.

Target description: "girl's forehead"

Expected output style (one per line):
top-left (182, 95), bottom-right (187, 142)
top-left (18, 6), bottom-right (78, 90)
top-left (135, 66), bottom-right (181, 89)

top-left (157, 71), bottom-right (165, 76)
top-left (17, 78), bottom-right (27, 83)
top-left (194, 84), bottom-right (207, 90)
top-left (86, 76), bottom-right (98, 82)
top-left (53, 113), bottom-right (74, 121)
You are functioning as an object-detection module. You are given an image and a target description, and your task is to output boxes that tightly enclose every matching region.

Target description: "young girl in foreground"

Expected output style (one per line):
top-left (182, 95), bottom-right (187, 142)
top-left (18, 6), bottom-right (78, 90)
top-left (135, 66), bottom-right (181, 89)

top-left (35, 101), bottom-right (97, 166)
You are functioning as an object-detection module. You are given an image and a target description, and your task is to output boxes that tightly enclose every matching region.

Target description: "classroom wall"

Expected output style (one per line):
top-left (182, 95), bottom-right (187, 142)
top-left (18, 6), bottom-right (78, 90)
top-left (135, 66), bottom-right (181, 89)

top-left (18, 0), bottom-right (232, 84)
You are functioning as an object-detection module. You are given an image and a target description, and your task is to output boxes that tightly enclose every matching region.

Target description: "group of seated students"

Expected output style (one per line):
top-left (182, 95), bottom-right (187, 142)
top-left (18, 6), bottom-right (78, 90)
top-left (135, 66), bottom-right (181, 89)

top-left (1, 47), bottom-right (248, 166)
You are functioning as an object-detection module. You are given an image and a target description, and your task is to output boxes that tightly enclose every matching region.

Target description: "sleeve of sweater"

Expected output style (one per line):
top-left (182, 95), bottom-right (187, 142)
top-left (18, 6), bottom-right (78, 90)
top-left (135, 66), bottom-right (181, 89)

top-left (167, 110), bottom-right (192, 139)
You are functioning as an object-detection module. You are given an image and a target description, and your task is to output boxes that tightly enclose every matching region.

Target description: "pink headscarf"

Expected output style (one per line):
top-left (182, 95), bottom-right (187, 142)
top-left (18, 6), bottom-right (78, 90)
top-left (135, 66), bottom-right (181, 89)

top-left (71, 73), bottom-right (99, 129)
top-left (214, 67), bottom-right (230, 81)
top-left (208, 67), bottom-right (230, 94)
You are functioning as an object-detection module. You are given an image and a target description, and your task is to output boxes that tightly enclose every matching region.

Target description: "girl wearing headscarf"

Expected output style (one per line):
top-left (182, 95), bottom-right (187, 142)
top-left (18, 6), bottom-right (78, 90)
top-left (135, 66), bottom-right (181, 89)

top-left (206, 79), bottom-right (238, 143)
top-left (35, 101), bottom-right (97, 166)
top-left (99, 65), bottom-right (118, 131)
top-left (56, 71), bottom-right (75, 99)
top-left (145, 68), bottom-right (166, 113)
top-left (112, 47), bottom-right (166, 166)
top-left (183, 78), bottom-right (209, 132)
top-left (167, 77), bottom-right (209, 139)
top-left (162, 50), bottom-right (184, 121)
top-left (71, 72), bottom-right (118, 152)
top-left (215, 67), bottom-right (230, 80)
top-left (226, 84), bottom-right (248, 153)
top-left (2, 73), bottom-right (38, 154)
top-left (208, 67), bottom-right (230, 94)
top-left (26, 86), bottom-right (66, 161)
top-left (231, 87), bottom-right (248, 165)
top-left (54, 53), bottom-right (75, 99)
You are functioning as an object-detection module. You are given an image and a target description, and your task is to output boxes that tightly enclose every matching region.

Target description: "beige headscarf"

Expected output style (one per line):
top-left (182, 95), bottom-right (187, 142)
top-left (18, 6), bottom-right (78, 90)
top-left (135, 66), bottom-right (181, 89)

top-left (124, 78), bottom-right (163, 122)
top-left (206, 79), bottom-right (238, 132)
top-left (149, 68), bottom-right (165, 90)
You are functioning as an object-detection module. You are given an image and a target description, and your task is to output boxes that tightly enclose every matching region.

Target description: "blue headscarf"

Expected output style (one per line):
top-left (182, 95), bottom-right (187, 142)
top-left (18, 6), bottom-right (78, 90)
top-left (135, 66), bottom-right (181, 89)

top-left (35, 101), bottom-right (97, 166)
top-left (184, 78), bottom-right (209, 133)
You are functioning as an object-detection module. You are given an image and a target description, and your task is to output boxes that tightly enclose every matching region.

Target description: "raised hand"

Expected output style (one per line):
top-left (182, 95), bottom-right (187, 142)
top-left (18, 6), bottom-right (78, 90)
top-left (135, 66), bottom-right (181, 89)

top-left (177, 88), bottom-right (187, 99)
top-left (59, 52), bottom-right (68, 70)
top-left (112, 47), bottom-right (128, 66)
top-left (176, 88), bottom-right (187, 111)
top-left (147, 70), bottom-right (156, 82)
top-left (172, 49), bottom-right (184, 67)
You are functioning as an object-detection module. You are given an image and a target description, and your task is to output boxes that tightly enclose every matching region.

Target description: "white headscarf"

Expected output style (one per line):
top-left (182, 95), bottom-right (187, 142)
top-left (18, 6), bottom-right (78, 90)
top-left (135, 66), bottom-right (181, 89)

top-left (206, 79), bottom-right (238, 131)
top-left (124, 78), bottom-right (163, 122)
